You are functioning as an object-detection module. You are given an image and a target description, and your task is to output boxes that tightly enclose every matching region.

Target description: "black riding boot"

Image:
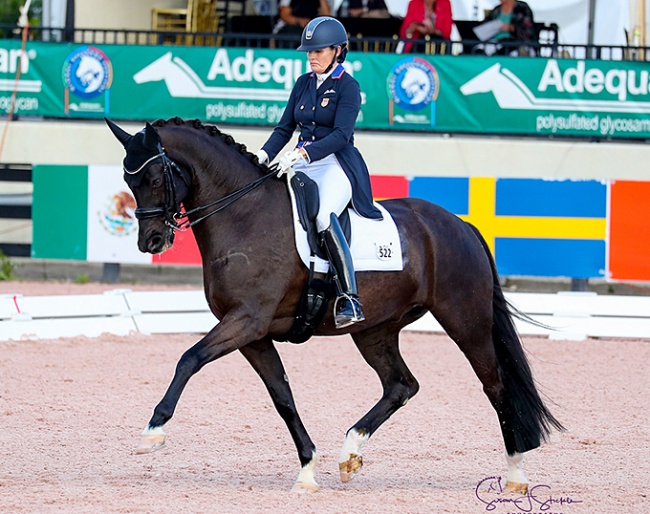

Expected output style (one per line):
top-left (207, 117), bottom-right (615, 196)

top-left (320, 213), bottom-right (365, 329)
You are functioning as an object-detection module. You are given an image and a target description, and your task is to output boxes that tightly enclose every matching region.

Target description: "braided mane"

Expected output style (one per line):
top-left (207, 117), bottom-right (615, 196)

top-left (152, 117), bottom-right (268, 171)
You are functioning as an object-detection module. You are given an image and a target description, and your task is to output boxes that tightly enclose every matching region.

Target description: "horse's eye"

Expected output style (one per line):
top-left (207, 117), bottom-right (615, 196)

top-left (151, 176), bottom-right (163, 188)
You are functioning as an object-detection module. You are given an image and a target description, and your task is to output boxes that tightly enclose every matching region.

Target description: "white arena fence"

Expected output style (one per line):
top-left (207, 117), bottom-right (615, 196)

top-left (1, 290), bottom-right (649, 342)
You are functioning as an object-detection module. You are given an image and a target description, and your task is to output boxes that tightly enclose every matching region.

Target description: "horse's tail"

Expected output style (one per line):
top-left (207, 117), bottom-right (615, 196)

top-left (468, 223), bottom-right (565, 453)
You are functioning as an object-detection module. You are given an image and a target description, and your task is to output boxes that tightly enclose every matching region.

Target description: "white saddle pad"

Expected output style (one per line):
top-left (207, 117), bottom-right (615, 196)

top-left (288, 184), bottom-right (404, 274)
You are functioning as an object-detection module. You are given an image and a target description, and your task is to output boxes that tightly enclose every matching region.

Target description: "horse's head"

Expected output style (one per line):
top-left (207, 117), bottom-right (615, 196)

top-left (105, 118), bottom-right (191, 254)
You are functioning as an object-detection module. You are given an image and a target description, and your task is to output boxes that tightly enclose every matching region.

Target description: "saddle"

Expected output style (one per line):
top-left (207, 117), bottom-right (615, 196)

top-left (276, 172), bottom-right (349, 344)
top-left (289, 171), bottom-right (350, 260)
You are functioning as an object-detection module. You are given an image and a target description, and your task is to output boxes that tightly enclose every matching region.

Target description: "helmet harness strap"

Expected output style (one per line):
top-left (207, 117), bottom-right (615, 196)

top-left (324, 44), bottom-right (346, 74)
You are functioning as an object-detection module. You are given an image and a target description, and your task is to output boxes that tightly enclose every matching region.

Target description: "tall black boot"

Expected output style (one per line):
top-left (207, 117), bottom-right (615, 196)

top-left (320, 213), bottom-right (365, 329)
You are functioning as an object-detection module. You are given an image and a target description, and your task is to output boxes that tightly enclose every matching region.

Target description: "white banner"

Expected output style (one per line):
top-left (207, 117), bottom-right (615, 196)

top-left (87, 165), bottom-right (150, 264)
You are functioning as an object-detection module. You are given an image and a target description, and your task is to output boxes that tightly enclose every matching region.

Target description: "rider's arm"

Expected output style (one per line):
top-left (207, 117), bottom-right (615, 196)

top-left (261, 75), bottom-right (306, 160)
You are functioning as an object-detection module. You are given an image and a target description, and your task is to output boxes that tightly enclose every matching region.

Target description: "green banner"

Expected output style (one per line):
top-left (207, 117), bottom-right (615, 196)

top-left (32, 165), bottom-right (88, 260)
top-left (2, 40), bottom-right (650, 138)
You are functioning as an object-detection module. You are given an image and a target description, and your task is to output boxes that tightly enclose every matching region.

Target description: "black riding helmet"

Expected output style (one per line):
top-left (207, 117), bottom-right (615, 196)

top-left (297, 16), bottom-right (348, 65)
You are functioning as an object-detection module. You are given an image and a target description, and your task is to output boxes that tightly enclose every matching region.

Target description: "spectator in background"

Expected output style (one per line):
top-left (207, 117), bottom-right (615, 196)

top-left (399, 0), bottom-right (453, 53)
top-left (346, 0), bottom-right (391, 18)
top-left (483, 0), bottom-right (535, 55)
top-left (273, 0), bottom-right (331, 45)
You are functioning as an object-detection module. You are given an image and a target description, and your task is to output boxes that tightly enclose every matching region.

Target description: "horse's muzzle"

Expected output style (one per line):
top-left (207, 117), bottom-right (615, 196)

top-left (139, 227), bottom-right (174, 254)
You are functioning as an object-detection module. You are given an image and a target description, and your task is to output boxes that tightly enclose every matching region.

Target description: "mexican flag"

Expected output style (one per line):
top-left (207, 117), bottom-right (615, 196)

top-left (31, 164), bottom-right (201, 265)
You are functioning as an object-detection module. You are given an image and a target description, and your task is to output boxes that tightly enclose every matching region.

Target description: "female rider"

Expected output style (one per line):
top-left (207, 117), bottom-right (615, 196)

top-left (256, 16), bottom-right (382, 329)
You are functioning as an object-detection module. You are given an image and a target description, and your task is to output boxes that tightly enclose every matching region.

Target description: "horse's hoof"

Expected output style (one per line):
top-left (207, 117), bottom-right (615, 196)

top-left (339, 454), bottom-right (363, 483)
top-left (136, 427), bottom-right (166, 454)
top-left (504, 481), bottom-right (529, 495)
top-left (291, 481), bottom-right (319, 494)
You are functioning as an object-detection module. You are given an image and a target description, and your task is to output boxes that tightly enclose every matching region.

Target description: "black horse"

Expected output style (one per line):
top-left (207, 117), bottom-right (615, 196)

top-left (106, 117), bottom-right (563, 493)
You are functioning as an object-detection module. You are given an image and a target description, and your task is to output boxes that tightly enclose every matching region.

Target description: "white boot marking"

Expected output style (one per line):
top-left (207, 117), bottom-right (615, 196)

top-left (339, 428), bottom-right (369, 463)
top-left (292, 452), bottom-right (319, 493)
top-left (339, 429), bottom-right (369, 482)
top-left (505, 451), bottom-right (529, 493)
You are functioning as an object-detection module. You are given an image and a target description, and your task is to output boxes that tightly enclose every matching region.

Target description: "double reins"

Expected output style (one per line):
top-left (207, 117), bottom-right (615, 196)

top-left (125, 144), bottom-right (278, 231)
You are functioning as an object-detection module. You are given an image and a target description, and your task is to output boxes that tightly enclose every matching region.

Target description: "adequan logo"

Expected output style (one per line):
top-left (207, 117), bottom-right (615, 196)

top-left (460, 61), bottom-right (650, 113)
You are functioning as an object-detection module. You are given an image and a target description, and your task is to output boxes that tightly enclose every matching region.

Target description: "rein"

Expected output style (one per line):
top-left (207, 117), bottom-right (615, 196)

top-left (177, 167), bottom-right (277, 230)
top-left (127, 144), bottom-right (278, 231)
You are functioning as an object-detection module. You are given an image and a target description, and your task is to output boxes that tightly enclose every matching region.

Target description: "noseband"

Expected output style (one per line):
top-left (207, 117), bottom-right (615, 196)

top-left (124, 144), bottom-right (277, 231)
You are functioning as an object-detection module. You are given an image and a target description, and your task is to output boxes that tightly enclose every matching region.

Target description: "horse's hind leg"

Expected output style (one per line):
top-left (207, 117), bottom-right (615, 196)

top-left (446, 324), bottom-right (530, 489)
top-left (339, 326), bottom-right (419, 483)
top-left (239, 338), bottom-right (319, 493)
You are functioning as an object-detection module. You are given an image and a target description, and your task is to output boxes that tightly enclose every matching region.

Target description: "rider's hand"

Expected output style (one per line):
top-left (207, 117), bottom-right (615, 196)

top-left (255, 149), bottom-right (269, 165)
top-left (277, 149), bottom-right (303, 178)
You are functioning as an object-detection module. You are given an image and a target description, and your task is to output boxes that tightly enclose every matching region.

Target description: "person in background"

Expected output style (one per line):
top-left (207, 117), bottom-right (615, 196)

top-left (273, 0), bottom-right (331, 45)
top-left (484, 0), bottom-right (535, 55)
top-left (346, 0), bottom-right (391, 18)
top-left (399, 0), bottom-right (453, 53)
top-left (256, 17), bottom-right (383, 328)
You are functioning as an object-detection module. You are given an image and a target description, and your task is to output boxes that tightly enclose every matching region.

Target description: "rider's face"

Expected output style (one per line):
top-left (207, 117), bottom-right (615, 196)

top-left (307, 47), bottom-right (338, 74)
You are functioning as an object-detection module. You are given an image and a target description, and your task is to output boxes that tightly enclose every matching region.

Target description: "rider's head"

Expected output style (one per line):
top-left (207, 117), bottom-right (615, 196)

top-left (297, 17), bottom-right (348, 73)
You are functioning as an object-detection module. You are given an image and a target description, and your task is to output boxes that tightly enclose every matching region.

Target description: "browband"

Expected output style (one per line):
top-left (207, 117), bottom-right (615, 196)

top-left (123, 152), bottom-right (165, 175)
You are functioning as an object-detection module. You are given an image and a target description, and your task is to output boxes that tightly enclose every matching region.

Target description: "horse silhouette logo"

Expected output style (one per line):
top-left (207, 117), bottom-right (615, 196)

top-left (132, 52), bottom-right (290, 101)
top-left (62, 46), bottom-right (113, 100)
top-left (387, 57), bottom-right (439, 112)
top-left (460, 62), bottom-right (650, 113)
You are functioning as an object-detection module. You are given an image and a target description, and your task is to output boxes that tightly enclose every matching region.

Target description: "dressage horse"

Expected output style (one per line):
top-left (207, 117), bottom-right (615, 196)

top-left (106, 117), bottom-right (563, 493)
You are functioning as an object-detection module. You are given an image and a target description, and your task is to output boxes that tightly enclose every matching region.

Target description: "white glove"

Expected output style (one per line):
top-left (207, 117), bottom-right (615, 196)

top-left (276, 149), bottom-right (304, 178)
top-left (255, 149), bottom-right (269, 165)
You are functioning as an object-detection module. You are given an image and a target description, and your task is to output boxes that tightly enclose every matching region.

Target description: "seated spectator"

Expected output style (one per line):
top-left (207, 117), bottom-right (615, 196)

top-left (399, 0), bottom-right (453, 53)
top-left (347, 0), bottom-right (391, 19)
top-left (273, 0), bottom-right (331, 43)
top-left (482, 0), bottom-right (535, 55)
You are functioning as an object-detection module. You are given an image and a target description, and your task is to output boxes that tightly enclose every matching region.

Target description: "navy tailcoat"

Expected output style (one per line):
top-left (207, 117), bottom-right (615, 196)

top-left (262, 64), bottom-right (382, 220)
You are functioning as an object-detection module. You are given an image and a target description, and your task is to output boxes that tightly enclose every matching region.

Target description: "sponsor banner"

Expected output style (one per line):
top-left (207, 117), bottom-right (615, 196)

top-left (2, 41), bottom-right (650, 138)
top-left (443, 57), bottom-right (650, 138)
top-left (31, 167), bottom-right (650, 280)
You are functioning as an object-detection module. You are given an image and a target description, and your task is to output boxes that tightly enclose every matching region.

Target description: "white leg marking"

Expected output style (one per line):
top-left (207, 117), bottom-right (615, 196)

top-left (339, 429), bottom-right (370, 483)
top-left (136, 425), bottom-right (166, 454)
top-left (505, 452), bottom-right (529, 493)
top-left (291, 452), bottom-right (319, 493)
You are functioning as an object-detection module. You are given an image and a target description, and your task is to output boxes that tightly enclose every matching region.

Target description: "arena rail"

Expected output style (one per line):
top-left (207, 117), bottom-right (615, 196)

top-left (0, 24), bottom-right (647, 61)
top-left (1, 290), bottom-right (649, 342)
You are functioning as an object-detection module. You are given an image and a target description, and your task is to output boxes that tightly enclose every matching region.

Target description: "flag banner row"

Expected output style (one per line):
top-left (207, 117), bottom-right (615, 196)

top-left (31, 165), bottom-right (650, 281)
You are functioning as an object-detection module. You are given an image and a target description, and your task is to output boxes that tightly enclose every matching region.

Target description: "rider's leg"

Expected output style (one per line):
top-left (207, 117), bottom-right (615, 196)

top-left (296, 155), bottom-right (363, 328)
top-left (320, 213), bottom-right (365, 328)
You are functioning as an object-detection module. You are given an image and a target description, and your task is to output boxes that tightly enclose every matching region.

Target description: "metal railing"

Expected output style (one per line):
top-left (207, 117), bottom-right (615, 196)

top-left (0, 24), bottom-right (647, 61)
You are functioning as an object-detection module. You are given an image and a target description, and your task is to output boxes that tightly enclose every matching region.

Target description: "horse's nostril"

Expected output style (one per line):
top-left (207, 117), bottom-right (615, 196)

top-left (149, 234), bottom-right (164, 251)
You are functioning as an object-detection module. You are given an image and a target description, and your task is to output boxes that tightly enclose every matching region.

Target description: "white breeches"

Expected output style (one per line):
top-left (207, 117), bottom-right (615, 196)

top-left (294, 154), bottom-right (352, 232)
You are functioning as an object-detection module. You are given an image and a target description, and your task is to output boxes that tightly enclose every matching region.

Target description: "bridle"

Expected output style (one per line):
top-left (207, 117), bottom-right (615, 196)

top-left (124, 143), bottom-right (277, 231)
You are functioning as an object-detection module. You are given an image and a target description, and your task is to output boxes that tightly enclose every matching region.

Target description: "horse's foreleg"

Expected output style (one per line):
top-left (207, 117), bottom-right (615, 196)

top-left (136, 316), bottom-right (259, 454)
top-left (339, 329), bottom-right (420, 483)
top-left (239, 339), bottom-right (319, 493)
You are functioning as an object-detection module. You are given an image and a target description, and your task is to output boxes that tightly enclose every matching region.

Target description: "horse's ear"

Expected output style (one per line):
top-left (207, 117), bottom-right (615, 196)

top-left (105, 118), bottom-right (132, 147)
top-left (143, 122), bottom-right (161, 149)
